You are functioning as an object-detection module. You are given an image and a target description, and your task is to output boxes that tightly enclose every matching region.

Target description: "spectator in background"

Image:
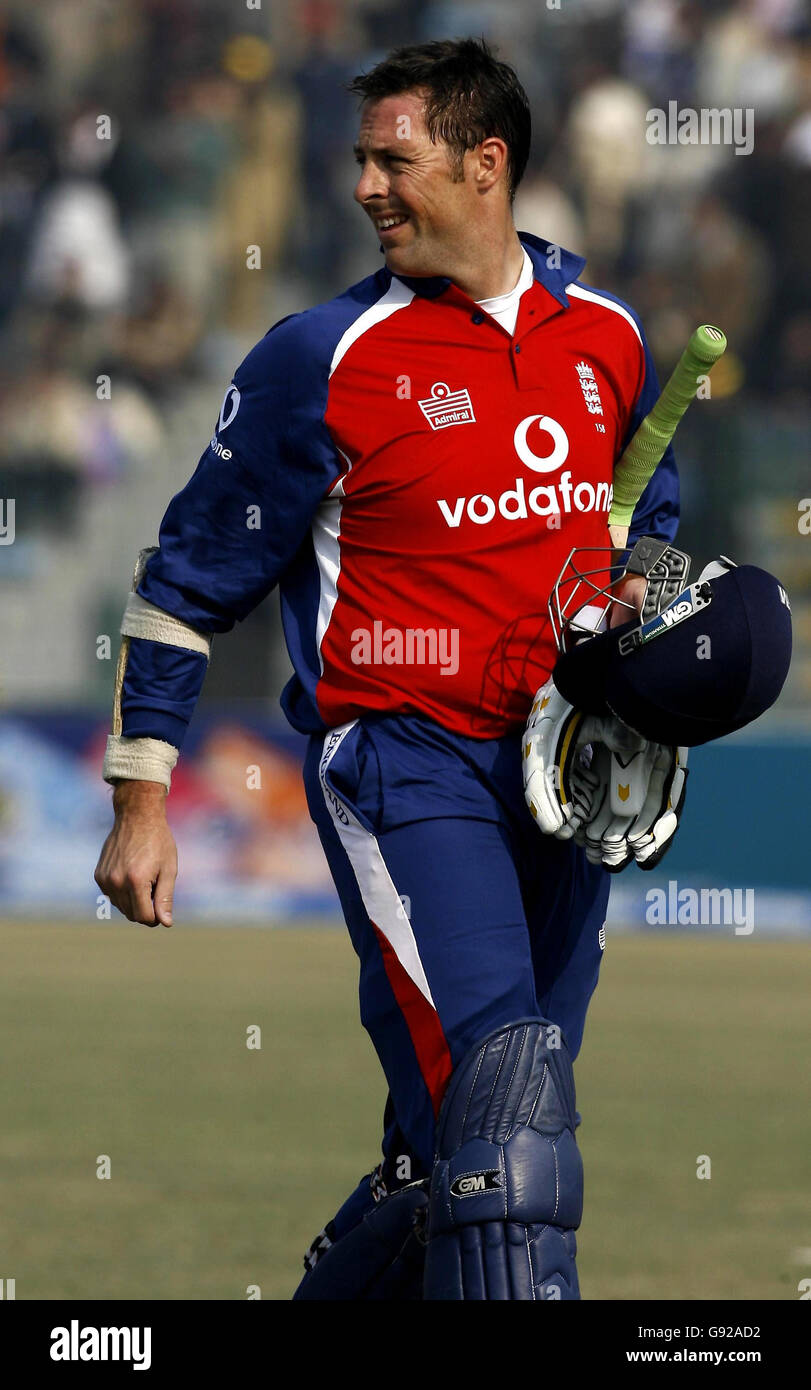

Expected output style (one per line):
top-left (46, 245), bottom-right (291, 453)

top-left (25, 104), bottom-right (131, 316)
top-left (289, 1), bottom-right (368, 295)
top-left (565, 75), bottom-right (653, 280)
top-left (0, 22), bottom-right (57, 331)
top-left (0, 307), bottom-right (164, 531)
top-left (215, 36), bottom-right (302, 335)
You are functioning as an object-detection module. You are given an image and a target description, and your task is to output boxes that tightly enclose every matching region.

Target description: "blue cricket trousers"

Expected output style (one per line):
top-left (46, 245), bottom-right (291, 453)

top-left (303, 712), bottom-right (610, 1176)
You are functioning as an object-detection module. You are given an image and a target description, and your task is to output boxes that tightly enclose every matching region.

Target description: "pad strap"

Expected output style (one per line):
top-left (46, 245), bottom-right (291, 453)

top-left (120, 592), bottom-right (212, 658)
top-left (294, 1182), bottom-right (429, 1301)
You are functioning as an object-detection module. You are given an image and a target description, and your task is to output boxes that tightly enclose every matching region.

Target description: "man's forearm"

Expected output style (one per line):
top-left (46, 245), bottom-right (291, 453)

top-left (103, 552), bottom-right (212, 794)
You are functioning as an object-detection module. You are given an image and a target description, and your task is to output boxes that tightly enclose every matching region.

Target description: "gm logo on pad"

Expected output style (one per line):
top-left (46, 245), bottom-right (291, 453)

top-left (450, 1170), bottom-right (502, 1197)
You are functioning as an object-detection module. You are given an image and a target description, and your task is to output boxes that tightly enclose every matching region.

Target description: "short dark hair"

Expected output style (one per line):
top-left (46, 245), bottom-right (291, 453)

top-left (348, 38), bottom-right (531, 202)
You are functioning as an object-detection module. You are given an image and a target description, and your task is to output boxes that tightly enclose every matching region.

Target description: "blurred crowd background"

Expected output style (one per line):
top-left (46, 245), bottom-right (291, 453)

top-left (0, 0), bottom-right (809, 919)
top-left (1, 0), bottom-right (809, 710)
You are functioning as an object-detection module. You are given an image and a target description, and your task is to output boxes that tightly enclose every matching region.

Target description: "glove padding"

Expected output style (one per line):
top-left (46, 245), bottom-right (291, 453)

top-left (523, 679), bottom-right (688, 872)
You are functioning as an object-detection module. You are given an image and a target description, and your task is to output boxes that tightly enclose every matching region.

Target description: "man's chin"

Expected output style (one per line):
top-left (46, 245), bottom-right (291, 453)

top-left (382, 244), bottom-right (411, 270)
top-left (382, 245), bottom-right (435, 280)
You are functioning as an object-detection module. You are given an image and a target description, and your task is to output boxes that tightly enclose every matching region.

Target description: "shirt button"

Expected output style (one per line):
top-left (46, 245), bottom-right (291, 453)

top-left (514, 343), bottom-right (521, 353)
top-left (471, 312), bottom-right (484, 324)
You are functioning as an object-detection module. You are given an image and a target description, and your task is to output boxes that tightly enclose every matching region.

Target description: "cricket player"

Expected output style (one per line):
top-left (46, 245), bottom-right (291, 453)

top-left (95, 38), bottom-right (682, 1299)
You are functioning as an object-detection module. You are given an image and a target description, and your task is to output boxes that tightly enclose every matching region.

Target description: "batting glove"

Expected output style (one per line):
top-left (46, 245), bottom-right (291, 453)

top-left (523, 678), bottom-right (688, 872)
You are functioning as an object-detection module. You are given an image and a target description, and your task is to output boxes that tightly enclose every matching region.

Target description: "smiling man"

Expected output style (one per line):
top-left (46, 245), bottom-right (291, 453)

top-left (352, 84), bottom-right (525, 298)
top-left (95, 38), bottom-right (679, 1300)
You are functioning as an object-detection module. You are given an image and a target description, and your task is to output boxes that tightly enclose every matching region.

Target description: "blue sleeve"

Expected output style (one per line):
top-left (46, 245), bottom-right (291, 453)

top-left (624, 330), bottom-right (680, 545)
top-left (121, 641), bottom-right (207, 749)
top-left (120, 313), bottom-right (341, 748)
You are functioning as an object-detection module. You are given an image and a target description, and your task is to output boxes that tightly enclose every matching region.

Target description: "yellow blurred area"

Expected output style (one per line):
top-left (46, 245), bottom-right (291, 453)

top-left (223, 35), bottom-right (275, 84)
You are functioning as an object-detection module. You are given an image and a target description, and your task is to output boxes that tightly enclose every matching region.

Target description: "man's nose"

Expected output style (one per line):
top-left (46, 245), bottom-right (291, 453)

top-left (354, 159), bottom-right (388, 205)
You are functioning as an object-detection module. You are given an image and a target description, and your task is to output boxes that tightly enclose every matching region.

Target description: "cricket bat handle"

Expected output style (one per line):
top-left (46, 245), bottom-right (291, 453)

top-left (608, 324), bottom-right (727, 551)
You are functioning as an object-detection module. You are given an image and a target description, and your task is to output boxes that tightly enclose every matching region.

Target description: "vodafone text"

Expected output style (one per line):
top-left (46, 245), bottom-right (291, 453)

top-left (437, 412), bottom-right (612, 528)
top-left (438, 473), bottom-right (612, 528)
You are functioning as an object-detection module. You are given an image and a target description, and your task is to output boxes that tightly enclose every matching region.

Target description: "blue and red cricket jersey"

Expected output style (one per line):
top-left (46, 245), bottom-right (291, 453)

top-left (121, 232), bottom-right (678, 747)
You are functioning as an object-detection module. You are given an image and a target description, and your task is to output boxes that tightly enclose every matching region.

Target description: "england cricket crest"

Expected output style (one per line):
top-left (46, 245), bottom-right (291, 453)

top-left (574, 360), bottom-right (603, 416)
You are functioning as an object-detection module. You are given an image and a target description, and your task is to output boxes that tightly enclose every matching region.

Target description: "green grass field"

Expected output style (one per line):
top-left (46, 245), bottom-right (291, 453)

top-left (1, 920), bottom-right (809, 1300)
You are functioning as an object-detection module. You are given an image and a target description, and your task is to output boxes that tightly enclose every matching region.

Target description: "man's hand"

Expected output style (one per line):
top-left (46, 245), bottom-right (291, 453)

top-left (94, 781), bottom-right (177, 926)
top-left (609, 573), bottom-right (647, 627)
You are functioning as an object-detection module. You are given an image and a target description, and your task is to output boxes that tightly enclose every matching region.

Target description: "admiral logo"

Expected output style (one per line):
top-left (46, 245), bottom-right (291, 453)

top-left (418, 381), bottom-right (475, 430)
top-left (450, 1170), bottom-right (502, 1197)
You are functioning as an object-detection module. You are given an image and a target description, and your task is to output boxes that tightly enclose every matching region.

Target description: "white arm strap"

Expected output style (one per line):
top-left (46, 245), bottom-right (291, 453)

top-left (120, 592), bottom-right (212, 657)
top-left (102, 548), bottom-right (212, 791)
top-left (103, 735), bottom-right (179, 792)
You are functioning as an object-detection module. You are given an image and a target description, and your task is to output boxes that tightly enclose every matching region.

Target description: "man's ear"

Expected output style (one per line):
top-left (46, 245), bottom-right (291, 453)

top-left (473, 136), bottom-right (510, 192)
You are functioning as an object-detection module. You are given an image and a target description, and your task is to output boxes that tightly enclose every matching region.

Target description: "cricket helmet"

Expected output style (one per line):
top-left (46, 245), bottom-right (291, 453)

top-left (548, 539), bottom-right (793, 746)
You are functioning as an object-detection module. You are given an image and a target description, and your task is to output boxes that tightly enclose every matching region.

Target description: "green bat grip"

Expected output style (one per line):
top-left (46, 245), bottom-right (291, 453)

top-left (610, 324), bottom-right (727, 529)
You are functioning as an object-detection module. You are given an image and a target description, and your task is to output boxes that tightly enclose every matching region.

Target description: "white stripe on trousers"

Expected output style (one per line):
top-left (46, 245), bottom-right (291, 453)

top-left (318, 722), bottom-right (436, 1007)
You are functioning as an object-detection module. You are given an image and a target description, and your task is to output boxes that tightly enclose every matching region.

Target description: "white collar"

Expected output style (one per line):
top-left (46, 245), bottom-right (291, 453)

top-left (475, 248), bottom-right (534, 310)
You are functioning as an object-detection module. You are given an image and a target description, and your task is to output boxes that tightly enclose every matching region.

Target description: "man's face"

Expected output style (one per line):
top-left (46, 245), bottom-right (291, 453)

top-left (353, 92), bottom-right (477, 280)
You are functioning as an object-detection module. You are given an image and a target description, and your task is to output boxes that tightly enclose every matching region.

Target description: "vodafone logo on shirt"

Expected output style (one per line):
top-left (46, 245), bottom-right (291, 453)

top-left (436, 413), bottom-right (612, 528)
top-left (513, 414), bottom-right (569, 472)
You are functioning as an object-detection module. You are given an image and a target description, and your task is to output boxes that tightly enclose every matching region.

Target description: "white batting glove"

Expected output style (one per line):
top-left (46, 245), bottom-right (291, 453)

top-left (523, 681), bottom-right (590, 836)
top-left (523, 678), bottom-right (688, 871)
